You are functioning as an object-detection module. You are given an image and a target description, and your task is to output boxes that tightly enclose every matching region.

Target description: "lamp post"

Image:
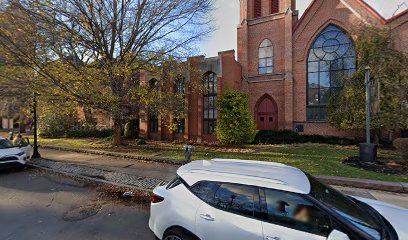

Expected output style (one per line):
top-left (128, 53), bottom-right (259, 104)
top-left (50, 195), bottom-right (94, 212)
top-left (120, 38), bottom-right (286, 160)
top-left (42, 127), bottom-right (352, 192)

top-left (359, 66), bottom-right (377, 162)
top-left (365, 66), bottom-right (371, 144)
top-left (32, 92), bottom-right (41, 159)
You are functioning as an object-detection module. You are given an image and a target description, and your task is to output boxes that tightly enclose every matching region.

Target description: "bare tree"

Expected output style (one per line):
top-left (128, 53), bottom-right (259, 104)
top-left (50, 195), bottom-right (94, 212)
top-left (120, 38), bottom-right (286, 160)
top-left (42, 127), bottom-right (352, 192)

top-left (0, 0), bottom-right (214, 144)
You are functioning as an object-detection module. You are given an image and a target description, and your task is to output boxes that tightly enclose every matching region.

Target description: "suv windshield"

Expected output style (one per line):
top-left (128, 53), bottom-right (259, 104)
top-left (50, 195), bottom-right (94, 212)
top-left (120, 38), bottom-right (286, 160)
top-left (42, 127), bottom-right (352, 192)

top-left (0, 139), bottom-right (15, 149)
top-left (307, 175), bottom-right (382, 239)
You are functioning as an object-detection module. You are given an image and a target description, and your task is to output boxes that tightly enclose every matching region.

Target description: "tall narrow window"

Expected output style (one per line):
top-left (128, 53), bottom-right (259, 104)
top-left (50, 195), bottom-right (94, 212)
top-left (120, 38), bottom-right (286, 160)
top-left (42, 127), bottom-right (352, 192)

top-left (149, 112), bottom-right (159, 133)
top-left (254, 0), bottom-right (262, 18)
top-left (203, 72), bottom-right (217, 134)
top-left (174, 77), bottom-right (186, 133)
top-left (271, 0), bottom-right (279, 14)
top-left (175, 77), bottom-right (185, 95)
top-left (149, 78), bottom-right (159, 133)
top-left (259, 39), bottom-right (273, 74)
top-left (174, 118), bottom-right (185, 134)
top-left (307, 25), bottom-right (356, 121)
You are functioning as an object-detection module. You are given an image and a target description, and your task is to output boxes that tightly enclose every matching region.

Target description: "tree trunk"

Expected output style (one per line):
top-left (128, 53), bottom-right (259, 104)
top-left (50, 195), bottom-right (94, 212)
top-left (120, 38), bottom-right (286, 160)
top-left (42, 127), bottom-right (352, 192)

top-left (112, 114), bottom-right (122, 146)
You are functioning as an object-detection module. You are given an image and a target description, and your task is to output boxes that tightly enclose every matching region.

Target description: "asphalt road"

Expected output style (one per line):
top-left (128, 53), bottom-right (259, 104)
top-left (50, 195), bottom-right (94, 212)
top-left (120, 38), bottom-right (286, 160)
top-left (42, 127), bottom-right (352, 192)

top-left (1, 168), bottom-right (408, 240)
top-left (0, 169), bottom-right (157, 240)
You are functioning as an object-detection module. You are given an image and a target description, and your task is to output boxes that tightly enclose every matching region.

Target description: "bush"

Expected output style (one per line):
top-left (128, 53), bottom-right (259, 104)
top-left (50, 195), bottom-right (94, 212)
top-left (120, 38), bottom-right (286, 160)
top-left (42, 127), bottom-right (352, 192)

top-left (65, 125), bottom-right (113, 138)
top-left (135, 138), bottom-right (147, 145)
top-left (124, 119), bottom-right (139, 139)
top-left (254, 130), bottom-right (355, 145)
top-left (216, 91), bottom-right (257, 145)
top-left (393, 138), bottom-right (408, 163)
top-left (39, 110), bottom-right (79, 138)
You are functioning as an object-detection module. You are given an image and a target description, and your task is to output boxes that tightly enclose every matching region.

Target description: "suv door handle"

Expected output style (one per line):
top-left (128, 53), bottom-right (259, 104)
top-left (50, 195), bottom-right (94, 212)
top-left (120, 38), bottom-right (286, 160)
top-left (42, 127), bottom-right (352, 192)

top-left (266, 237), bottom-right (280, 240)
top-left (199, 214), bottom-right (215, 221)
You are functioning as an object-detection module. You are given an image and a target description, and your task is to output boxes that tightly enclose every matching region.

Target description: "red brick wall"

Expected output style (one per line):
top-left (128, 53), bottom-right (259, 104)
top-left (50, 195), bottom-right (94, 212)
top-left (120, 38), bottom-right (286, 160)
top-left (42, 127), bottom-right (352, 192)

top-left (137, 0), bottom-right (408, 141)
top-left (388, 12), bottom-right (408, 55)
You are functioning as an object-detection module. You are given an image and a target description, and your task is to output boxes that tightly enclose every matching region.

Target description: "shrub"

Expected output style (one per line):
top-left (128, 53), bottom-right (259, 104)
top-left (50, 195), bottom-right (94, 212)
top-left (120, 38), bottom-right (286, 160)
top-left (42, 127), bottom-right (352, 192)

top-left (254, 130), bottom-right (355, 145)
top-left (39, 110), bottom-right (79, 138)
top-left (65, 125), bottom-right (113, 138)
top-left (135, 138), bottom-right (147, 145)
top-left (216, 91), bottom-right (257, 145)
top-left (124, 119), bottom-right (139, 139)
top-left (393, 138), bottom-right (408, 163)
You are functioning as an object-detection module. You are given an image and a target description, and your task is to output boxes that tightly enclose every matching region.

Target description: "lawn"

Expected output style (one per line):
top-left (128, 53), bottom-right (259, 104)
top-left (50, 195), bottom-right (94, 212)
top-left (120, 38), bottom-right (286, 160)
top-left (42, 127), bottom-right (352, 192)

top-left (36, 137), bottom-right (408, 183)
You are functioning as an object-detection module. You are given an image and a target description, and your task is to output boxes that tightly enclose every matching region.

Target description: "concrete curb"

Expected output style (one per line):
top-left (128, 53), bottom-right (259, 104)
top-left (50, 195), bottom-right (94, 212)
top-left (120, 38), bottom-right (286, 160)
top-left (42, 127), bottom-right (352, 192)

top-left (39, 146), bottom-right (408, 194)
top-left (317, 175), bottom-right (408, 194)
top-left (41, 145), bottom-right (187, 166)
top-left (28, 163), bottom-right (154, 193)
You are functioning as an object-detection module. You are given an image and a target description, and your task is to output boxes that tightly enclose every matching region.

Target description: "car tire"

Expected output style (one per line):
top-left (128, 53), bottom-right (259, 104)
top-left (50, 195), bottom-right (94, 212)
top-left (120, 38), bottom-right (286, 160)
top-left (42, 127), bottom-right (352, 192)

top-left (163, 228), bottom-right (196, 240)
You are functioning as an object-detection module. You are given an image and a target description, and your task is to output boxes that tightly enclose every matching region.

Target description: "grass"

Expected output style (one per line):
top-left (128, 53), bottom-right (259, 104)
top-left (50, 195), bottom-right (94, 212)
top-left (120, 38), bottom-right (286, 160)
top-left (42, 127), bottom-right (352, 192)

top-left (34, 137), bottom-right (408, 183)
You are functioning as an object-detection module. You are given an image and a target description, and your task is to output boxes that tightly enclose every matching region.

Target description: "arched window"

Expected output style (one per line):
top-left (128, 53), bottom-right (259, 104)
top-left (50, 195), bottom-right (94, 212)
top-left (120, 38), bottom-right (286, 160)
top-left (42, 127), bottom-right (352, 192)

top-left (259, 39), bottom-right (273, 74)
top-left (254, 0), bottom-right (262, 18)
top-left (271, 0), bottom-right (279, 14)
top-left (203, 72), bottom-right (217, 134)
top-left (149, 112), bottom-right (159, 133)
top-left (307, 25), bottom-right (356, 121)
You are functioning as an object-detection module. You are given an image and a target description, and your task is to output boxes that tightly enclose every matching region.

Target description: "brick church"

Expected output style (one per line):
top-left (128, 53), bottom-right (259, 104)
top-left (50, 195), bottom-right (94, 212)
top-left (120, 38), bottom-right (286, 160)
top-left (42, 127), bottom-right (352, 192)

top-left (137, 0), bottom-right (408, 142)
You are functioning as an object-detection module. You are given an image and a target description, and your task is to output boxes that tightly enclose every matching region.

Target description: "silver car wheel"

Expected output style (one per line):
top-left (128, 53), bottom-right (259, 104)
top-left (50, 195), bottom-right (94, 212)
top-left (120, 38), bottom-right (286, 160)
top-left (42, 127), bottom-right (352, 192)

top-left (164, 235), bottom-right (182, 240)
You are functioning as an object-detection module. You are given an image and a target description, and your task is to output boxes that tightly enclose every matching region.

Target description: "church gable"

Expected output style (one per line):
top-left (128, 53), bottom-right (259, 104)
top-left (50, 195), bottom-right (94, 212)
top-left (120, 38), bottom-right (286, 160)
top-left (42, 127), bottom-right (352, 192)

top-left (293, 0), bottom-right (387, 63)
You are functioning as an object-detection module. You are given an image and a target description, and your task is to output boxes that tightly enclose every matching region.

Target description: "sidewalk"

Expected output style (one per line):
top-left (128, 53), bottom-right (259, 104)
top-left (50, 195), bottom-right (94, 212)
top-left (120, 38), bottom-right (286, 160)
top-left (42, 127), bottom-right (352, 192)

top-left (33, 147), bottom-right (408, 194)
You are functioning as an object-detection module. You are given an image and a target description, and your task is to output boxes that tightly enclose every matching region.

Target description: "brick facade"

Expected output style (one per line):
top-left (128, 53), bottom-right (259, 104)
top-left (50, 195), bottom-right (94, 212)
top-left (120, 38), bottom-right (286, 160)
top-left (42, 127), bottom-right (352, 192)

top-left (138, 0), bottom-right (407, 142)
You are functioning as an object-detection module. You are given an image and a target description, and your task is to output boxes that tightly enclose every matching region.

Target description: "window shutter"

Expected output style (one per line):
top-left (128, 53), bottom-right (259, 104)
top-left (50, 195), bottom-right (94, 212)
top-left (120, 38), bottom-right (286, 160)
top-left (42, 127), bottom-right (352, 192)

top-left (271, 0), bottom-right (279, 14)
top-left (254, 0), bottom-right (262, 18)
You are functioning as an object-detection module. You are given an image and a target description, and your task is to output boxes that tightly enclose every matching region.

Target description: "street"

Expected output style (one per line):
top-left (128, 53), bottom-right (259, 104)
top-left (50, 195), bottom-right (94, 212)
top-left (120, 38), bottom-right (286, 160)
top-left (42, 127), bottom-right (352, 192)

top-left (1, 168), bottom-right (408, 240)
top-left (0, 169), bottom-right (157, 240)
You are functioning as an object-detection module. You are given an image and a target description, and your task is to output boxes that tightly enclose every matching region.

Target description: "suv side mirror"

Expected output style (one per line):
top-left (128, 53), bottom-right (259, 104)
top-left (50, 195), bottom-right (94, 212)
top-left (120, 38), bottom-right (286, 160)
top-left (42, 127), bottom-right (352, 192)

top-left (328, 230), bottom-right (350, 240)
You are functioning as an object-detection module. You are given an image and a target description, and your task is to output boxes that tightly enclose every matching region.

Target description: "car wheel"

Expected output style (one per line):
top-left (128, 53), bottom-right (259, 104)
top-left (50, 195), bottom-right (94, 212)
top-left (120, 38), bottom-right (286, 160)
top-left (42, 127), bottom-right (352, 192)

top-left (163, 228), bottom-right (196, 240)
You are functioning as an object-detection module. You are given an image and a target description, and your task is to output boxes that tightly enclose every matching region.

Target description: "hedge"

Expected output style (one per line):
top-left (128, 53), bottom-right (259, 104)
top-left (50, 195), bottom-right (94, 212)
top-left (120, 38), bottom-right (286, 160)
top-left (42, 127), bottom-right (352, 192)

top-left (254, 130), bottom-right (355, 145)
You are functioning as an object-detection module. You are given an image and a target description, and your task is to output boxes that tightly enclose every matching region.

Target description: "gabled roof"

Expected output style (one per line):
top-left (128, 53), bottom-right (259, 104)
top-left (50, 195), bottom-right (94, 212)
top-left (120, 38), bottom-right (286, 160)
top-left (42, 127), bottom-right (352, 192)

top-left (386, 9), bottom-right (408, 24)
top-left (355, 0), bottom-right (386, 24)
top-left (294, 0), bottom-right (408, 32)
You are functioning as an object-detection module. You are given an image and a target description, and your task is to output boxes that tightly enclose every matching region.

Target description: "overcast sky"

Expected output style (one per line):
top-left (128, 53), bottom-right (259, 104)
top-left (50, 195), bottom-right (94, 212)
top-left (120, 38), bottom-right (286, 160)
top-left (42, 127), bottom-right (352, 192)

top-left (200, 0), bottom-right (408, 57)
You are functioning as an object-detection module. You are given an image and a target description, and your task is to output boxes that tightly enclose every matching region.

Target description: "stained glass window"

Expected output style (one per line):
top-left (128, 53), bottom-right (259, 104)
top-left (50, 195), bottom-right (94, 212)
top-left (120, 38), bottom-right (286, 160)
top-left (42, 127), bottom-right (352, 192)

top-left (307, 25), bottom-right (356, 121)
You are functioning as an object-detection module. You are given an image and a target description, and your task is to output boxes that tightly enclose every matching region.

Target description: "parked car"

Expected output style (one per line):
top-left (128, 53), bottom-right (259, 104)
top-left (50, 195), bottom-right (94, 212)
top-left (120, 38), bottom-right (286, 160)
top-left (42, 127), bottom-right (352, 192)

top-left (18, 137), bottom-right (33, 160)
top-left (0, 136), bottom-right (29, 169)
top-left (149, 159), bottom-right (407, 240)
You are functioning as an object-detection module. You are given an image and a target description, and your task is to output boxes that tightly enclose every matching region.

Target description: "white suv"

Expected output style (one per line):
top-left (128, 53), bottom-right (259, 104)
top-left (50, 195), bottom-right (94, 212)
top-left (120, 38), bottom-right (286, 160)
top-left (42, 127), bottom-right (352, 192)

top-left (149, 159), bottom-right (407, 240)
top-left (0, 137), bottom-right (29, 169)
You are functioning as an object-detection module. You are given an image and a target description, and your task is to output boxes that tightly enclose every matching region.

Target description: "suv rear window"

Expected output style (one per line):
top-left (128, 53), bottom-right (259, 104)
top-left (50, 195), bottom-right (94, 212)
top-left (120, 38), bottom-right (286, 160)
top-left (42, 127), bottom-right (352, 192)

top-left (190, 181), bottom-right (220, 205)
